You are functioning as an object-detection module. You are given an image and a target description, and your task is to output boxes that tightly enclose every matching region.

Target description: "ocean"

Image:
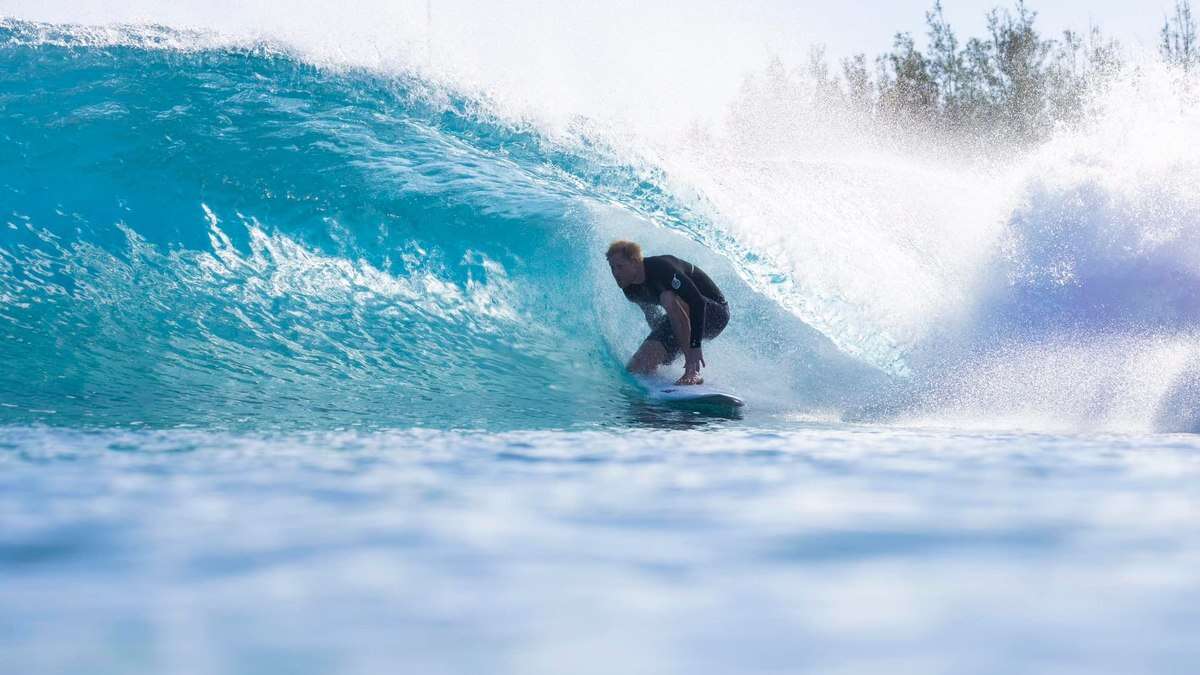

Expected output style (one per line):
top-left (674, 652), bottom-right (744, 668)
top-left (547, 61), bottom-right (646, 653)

top-left (3, 12), bottom-right (1200, 674)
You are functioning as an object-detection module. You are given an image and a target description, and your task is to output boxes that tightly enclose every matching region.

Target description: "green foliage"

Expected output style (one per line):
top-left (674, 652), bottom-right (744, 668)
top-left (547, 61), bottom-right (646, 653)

top-left (744, 1), bottom-right (1199, 149)
top-left (841, 53), bottom-right (873, 113)
top-left (877, 32), bottom-right (939, 119)
top-left (1161, 0), bottom-right (1198, 69)
top-left (985, 1), bottom-right (1055, 139)
top-left (731, 1), bottom-right (1200, 152)
top-left (885, 0), bottom-right (1090, 143)
top-left (925, 1), bottom-right (968, 122)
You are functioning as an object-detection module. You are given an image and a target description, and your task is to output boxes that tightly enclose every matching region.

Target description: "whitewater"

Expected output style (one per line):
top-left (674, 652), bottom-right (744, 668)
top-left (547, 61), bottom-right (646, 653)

top-left (3, 4), bottom-right (1200, 674)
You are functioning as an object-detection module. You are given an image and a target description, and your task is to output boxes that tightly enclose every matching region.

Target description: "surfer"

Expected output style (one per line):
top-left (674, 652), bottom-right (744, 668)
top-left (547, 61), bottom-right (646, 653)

top-left (606, 240), bottom-right (729, 385)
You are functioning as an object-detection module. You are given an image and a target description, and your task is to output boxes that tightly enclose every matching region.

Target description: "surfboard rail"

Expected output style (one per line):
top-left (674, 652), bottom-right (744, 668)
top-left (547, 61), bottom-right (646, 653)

top-left (633, 375), bottom-right (745, 409)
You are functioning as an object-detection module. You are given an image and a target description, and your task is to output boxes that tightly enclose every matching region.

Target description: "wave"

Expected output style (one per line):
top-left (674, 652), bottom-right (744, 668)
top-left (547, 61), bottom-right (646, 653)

top-left (0, 20), bottom-right (878, 429)
top-left (5, 18), bottom-right (1200, 432)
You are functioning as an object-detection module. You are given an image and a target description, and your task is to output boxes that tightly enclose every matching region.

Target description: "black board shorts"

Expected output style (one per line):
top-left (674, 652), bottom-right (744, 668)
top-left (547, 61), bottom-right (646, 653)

top-left (646, 299), bottom-right (729, 363)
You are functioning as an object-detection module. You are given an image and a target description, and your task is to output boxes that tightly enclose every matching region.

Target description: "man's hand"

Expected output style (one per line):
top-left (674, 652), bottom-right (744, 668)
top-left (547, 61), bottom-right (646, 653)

top-left (676, 347), bottom-right (705, 385)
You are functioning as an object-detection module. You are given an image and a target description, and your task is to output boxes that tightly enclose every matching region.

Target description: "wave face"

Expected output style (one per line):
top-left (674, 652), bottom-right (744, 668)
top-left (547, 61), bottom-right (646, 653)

top-left (0, 20), bottom-right (879, 429)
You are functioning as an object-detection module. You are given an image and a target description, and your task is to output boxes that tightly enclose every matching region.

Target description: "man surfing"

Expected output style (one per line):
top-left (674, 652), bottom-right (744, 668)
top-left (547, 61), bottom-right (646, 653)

top-left (606, 240), bottom-right (730, 385)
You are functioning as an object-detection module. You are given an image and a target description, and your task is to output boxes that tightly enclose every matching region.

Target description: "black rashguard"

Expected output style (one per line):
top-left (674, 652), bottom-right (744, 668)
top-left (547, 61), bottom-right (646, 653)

top-left (622, 255), bottom-right (726, 349)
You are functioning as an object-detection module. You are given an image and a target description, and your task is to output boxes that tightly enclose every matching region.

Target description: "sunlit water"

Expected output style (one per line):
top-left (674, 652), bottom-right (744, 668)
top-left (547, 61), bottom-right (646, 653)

top-left (4, 425), bottom-right (1199, 674)
top-left (4, 8), bottom-right (1200, 674)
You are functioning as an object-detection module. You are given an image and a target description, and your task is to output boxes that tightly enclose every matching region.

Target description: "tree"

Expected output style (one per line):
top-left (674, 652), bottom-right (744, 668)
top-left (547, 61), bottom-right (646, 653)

top-left (807, 45), bottom-right (838, 98)
top-left (877, 32), bottom-right (939, 120)
top-left (986, 1), bottom-right (1054, 140)
top-left (926, 1), bottom-right (967, 125)
top-left (958, 35), bottom-right (1000, 134)
top-left (1045, 29), bottom-right (1087, 125)
top-left (842, 53), bottom-right (874, 115)
top-left (731, 0), bottom-right (1133, 153)
top-left (1161, 0), bottom-right (1198, 70)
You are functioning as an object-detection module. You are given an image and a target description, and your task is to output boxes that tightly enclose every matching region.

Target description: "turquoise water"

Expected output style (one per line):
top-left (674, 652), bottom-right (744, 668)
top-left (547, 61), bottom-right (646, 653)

top-left (3, 17), bottom-right (1200, 674)
top-left (0, 20), bottom-right (877, 430)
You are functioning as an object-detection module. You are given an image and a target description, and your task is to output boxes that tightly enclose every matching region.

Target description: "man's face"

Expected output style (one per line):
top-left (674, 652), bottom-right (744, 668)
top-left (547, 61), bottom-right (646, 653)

top-left (608, 254), bottom-right (640, 288)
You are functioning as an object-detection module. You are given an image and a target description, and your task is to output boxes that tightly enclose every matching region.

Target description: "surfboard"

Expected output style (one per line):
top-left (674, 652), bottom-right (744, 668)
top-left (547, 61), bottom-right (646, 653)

top-left (634, 375), bottom-right (745, 410)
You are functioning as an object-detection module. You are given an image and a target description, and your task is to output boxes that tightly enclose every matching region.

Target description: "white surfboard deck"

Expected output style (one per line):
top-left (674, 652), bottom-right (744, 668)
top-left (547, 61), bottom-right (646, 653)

top-left (634, 375), bottom-right (745, 409)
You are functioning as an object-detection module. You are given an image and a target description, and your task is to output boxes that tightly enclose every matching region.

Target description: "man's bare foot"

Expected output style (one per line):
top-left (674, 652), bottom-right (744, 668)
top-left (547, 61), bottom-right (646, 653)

top-left (675, 373), bottom-right (704, 386)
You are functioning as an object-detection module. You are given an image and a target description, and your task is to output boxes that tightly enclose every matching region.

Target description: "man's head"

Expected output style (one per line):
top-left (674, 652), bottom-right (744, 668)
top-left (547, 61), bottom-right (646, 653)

top-left (606, 240), bottom-right (644, 288)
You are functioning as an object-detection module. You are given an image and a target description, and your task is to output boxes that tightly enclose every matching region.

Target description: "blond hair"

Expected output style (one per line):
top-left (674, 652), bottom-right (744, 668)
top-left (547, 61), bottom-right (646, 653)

top-left (605, 240), bottom-right (643, 263)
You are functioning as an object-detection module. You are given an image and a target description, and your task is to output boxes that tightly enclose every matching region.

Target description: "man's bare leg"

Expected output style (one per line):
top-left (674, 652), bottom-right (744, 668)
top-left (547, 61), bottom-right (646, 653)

top-left (626, 339), bottom-right (668, 374)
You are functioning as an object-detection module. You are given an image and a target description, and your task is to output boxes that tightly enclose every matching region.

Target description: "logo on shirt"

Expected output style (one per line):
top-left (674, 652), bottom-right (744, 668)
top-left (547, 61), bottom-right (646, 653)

top-left (671, 274), bottom-right (681, 290)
